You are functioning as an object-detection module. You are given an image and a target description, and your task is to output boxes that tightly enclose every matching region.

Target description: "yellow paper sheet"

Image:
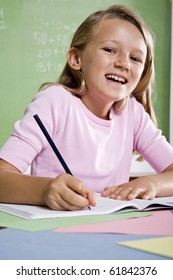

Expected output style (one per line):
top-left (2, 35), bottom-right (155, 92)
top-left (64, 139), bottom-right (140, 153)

top-left (119, 236), bottom-right (173, 259)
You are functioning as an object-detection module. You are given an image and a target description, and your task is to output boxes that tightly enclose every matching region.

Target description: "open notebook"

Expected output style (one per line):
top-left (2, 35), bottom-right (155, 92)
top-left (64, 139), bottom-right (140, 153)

top-left (0, 194), bottom-right (173, 220)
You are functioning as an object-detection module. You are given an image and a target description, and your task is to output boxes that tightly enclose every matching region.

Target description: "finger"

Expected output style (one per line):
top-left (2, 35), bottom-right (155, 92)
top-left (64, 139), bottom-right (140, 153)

top-left (85, 189), bottom-right (96, 206)
top-left (49, 198), bottom-right (84, 211)
top-left (101, 186), bottom-right (116, 197)
top-left (140, 190), bottom-right (156, 200)
top-left (104, 183), bottom-right (132, 200)
top-left (56, 180), bottom-right (90, 208)
top-left (111, 187), bottom-right (134, 200)
top-left (46, 190), bottom-right (86, 211)
top-left (54, 194), bottom-right (85, 211)
top-left (126, 187), bottom-right (153, 200)
top-left (53, 174), bottom-right (90, 207)
top-left (58, 174), bottom-right (87, 197)
top-left (65, 174), bottom-right (87, 196)
top-left (47, 177), bottom-right (90, 209)
top-left (63, 175), bottom-right (96, 206)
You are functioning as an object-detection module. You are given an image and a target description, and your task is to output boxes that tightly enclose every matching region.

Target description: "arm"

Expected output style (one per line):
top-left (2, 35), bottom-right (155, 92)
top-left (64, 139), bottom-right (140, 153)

top-left (102, 163), bottom-right (173, 200)
top-left (0, 159), bottom-right (96, 209)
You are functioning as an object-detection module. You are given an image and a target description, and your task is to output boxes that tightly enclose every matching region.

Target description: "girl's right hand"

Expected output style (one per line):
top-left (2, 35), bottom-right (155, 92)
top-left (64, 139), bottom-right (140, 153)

top-left (44, 173), bottom-right (96, 211)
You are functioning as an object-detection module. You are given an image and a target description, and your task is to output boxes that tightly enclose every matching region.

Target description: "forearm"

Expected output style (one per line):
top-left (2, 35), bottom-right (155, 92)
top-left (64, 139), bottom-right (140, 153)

top-left (0, 170), bottom-right (52, 205)
top-left (151, 169), bottom-right (173, 197)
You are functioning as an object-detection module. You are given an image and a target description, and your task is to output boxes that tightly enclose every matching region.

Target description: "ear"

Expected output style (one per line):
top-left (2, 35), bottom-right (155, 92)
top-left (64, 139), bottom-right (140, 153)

top-left (67, 47), bottom-right (81, 70)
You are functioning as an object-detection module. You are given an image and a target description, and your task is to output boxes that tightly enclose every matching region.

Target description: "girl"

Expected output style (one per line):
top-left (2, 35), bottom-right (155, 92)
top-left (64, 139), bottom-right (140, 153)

top-left (0, 5), bottom-right (173, 210)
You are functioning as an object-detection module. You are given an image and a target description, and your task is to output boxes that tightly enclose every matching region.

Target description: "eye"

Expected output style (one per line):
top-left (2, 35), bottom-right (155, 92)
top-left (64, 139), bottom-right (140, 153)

top-left (131, 56), bottom-right (143, 64)
top-left (103, 47), bottom-right (116, 53)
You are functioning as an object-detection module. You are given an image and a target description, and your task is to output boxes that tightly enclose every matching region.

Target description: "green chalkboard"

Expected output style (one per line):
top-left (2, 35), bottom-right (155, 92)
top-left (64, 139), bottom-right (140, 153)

top-left (0, 0), bottom-right (171, 146)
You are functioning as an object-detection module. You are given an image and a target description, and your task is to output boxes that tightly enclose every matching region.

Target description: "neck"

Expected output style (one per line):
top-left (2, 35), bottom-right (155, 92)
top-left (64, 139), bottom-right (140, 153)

top-left (81, 94), bottom-right (113, 120)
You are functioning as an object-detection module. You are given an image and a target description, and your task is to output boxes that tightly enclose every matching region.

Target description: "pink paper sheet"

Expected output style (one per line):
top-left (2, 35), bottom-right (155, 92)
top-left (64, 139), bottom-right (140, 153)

top-left (54, 210), bottom-right (173, 236)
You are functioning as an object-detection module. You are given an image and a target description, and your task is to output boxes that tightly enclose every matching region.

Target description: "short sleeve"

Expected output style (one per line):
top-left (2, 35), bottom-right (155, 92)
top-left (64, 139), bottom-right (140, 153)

top-left (132, 98), bottom-right (173, 173)
top-left (0, 86), bottom-right (71, 172)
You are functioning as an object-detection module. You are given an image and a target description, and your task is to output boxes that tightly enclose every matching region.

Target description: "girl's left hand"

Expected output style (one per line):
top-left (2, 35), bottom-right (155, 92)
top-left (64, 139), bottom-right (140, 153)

top-left (101, 177), bottom-right (157, 200)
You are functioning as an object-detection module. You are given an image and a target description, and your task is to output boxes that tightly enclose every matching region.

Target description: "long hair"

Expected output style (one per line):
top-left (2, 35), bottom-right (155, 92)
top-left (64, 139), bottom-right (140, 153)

top-left (40, 5), bottom-right (157, 126)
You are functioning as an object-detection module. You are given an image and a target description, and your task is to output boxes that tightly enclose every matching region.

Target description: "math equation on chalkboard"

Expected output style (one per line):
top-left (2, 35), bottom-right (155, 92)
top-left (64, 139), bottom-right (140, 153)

top-left (0, 7), bottom-right (7, 30)
top-left (33, 16), bottom-right (77, 73)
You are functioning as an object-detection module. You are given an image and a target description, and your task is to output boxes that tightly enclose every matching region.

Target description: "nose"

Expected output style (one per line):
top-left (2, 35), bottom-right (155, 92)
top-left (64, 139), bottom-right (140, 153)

top-left (114, 53), bottom-right (130, 70)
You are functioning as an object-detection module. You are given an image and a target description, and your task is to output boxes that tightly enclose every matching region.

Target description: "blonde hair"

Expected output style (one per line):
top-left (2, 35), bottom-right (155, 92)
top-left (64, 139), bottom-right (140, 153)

top-left (41, 4), bottom-right (157, 126)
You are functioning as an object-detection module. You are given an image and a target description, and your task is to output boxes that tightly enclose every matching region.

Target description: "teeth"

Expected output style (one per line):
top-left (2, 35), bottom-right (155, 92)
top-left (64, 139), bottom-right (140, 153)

top-left (106, 74), bottom-right (126, 84)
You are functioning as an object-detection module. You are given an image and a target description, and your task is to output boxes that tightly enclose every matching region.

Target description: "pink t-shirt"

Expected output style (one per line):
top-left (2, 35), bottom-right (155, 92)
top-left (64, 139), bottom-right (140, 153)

top-left (0, 85), bottom-right (173, 192)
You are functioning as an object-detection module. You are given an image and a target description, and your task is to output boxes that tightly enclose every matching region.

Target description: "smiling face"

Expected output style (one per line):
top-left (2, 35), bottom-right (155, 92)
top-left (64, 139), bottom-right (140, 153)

top-left (68, 18), bottom-right (147, 119)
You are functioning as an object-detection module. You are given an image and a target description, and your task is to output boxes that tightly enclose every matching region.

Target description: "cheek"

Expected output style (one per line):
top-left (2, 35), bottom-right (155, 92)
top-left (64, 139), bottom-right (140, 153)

top-left (82, 59), bottom-right (102, 77)
top-left (128, 68), bottom-right (144, 93)
top-left (134, 67), bottom-right (144, 84)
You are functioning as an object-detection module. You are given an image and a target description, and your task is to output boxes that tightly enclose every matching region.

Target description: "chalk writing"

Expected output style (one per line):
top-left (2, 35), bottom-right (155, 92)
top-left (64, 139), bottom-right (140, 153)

top-left (0, 7), bottom-right (7, 30)
top-left (33, 16), bottom-right (76, 73)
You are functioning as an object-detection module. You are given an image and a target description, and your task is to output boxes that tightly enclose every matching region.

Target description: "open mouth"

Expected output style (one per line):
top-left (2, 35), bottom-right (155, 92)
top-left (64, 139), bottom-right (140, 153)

top-left (105, 74), bottom-right (127, 85)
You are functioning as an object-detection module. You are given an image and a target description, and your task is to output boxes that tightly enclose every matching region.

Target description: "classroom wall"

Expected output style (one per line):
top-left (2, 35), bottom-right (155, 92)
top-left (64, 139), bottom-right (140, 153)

top-left (0, 0), bottom-right (171, 146)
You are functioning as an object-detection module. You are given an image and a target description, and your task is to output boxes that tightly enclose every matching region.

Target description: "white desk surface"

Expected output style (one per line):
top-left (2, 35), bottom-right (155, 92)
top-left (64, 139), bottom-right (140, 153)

top-left (130, 155), bottom-right (155, 177)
